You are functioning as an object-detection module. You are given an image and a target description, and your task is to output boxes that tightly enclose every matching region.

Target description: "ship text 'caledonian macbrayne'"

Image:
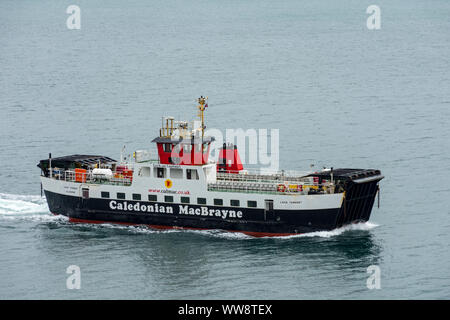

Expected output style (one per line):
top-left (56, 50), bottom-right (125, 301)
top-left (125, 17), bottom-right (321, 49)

top-left (38, 97), bottom-right (384, 237)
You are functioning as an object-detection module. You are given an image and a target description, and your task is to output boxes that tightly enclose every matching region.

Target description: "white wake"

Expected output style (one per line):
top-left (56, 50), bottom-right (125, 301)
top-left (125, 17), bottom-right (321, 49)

top-left (270, 221), bottom-right (379, 239)
top-left (0, 193), bottom-right (65, 222)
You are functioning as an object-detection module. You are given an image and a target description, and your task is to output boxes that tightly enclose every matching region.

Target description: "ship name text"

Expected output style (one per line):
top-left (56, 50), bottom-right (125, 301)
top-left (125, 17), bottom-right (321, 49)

top-left (108, 201), bottom-right (243, 219)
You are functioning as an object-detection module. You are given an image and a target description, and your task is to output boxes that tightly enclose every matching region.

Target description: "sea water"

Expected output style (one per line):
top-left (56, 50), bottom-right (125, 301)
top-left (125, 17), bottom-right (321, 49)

top-left (0, 0), bottom-right (449, 299)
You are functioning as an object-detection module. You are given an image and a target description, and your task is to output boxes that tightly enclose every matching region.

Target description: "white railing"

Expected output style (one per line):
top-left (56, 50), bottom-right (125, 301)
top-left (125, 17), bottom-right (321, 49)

top-left (50, 169), bottom-right (132, 186)
top-left (216, 169), bottom-right (314, 184)
top-left (208, 179), bottom-right (338, 195)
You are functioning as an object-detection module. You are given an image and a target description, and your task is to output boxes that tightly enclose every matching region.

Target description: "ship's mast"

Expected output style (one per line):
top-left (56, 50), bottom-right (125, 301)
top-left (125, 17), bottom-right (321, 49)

top-left (197, 96), bottom-right (208, 139)
top-left (153, 96), bottom-right (213, 166)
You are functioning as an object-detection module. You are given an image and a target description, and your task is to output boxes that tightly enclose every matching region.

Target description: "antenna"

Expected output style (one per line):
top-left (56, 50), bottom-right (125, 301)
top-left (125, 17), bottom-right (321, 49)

top-left (197, 96), bottom-right (208, 139)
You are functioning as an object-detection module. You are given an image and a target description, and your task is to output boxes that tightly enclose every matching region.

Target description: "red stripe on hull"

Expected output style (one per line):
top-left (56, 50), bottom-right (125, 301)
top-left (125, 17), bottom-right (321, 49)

top-left (240, 231), bottom-right (297, 237)
top-left (67, 217), bottom-right (298, 238)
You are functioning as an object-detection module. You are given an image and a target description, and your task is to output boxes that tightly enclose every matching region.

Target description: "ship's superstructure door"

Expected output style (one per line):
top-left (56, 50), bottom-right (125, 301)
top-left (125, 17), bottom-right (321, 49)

top-left (80, 187), bottom-right (90, 209)
top-left (82, 188), bottom-right (89, 199)
top-left (264, 199), bottom-right (274, 221)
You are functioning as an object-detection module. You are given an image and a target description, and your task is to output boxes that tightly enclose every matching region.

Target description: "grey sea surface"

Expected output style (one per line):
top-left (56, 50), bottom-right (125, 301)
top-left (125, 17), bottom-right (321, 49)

top-left (0, 0), bottom-right (449, 299)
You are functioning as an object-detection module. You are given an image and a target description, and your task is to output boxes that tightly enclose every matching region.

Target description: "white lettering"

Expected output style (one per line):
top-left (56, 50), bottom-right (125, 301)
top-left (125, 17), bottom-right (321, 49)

top-left (201, 207), bottom-right (209, 216)
top-left (221, 210), bottom-right (228, 219)
top-left (179, 205), bottom-right (188, 214)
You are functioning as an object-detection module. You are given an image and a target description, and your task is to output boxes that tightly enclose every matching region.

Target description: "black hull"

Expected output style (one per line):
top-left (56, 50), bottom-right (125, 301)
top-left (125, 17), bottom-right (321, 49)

top-left (44, 179), bottom-right (380, 237)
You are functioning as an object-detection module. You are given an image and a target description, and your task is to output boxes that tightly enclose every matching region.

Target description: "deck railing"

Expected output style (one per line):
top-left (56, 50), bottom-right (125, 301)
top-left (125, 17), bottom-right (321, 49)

top-left (216, 169), bottom-right (314, 184)
top-left (50, 169), bottom-right (132, 186)
top-left (208, 180), bottom-right (338, 195)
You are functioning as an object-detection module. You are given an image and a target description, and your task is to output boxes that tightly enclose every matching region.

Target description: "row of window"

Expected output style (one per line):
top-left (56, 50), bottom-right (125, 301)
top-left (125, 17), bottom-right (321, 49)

top-left (100, 191), bottom-right (257, 207)
top-left (162, 143), bottom-right (207, 153)
top-left (139, 167), bottom-right (199, 180)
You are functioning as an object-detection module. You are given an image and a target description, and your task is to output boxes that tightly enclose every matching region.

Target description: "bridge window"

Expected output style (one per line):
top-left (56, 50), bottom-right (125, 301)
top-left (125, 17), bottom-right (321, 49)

top-left (163, 144), bottom-right (172, 152)
top-left (186, 169), bottom-right (199, 180)
top-left (117, 192), bottom-right (126, 200)
top-left (139, 167), bottom-right (151, 177)
top-left (164, 195), bottom-right (173, 203)
top-left (170, 168), bottom-right (183, 179)
top-left (155, 167), bottom-right (166, 178)
top-left (197, 197), bottom-right (206, 205)
top-left (214, 199), bottom-right (223, 206)
top-left (148, 194), bottom-right (157, 202)
top-left (181, 196), bottom-right (190, 204)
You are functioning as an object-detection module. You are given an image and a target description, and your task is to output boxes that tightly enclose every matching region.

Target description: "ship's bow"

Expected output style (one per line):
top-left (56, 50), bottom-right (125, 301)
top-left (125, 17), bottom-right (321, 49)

top-left (311, 169), bottom-right (384, 228)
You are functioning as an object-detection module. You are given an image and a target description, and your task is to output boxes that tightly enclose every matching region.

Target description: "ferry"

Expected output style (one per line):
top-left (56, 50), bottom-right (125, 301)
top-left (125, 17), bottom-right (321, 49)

top-left (38, 97), bottom-right (384, 237)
